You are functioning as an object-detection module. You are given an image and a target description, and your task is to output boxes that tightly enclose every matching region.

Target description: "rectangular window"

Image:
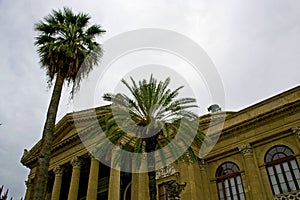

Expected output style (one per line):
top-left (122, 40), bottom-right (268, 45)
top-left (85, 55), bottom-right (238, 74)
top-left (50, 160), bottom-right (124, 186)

top-left (218, 182), bottom-right (224, 199)
top-left (158, 184), bottom-right (169, 200)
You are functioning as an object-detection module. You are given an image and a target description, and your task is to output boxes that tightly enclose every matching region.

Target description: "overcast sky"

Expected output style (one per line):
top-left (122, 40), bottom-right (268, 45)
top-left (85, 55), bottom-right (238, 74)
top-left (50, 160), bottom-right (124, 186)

top-left (0, 0), bottom-right (300, 198)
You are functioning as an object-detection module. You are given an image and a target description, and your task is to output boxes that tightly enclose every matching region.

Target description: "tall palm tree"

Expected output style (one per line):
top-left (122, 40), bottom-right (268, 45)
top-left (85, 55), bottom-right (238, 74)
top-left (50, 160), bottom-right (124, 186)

top-left (95, 75), bottom-right (204, 200)
top-left (32, 7), bottom-right (105, 199)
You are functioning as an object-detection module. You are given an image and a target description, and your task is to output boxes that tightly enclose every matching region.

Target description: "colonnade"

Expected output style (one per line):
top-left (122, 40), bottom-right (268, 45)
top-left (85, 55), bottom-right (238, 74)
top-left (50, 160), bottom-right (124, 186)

top-left (24, 154), bottom-right (124, 200)
top-left (23, 143), bottom-right (280, 200)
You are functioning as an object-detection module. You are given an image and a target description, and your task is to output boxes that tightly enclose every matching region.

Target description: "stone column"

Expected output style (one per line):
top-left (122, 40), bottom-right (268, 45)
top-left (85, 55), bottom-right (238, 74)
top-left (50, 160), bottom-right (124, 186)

top-left (199, 160), bottom-right (211, 200)
top-left (178, 162), bottom-right (201, 200)
top-left (86, 153), bottom-right (100, 200)
top-left (131, 154), bottom-right (149, 200)
top-left (108, 148), bottom-right (120, 200)
top-left (24, 179), bottom-right (32, 200)
top-left (67, 157), bottom-right (82, 200)
top-left (292, 126), bottom-right (300, 161)
top-left (45, 190), bottom-right (52, 200)
top-left (292, 127), bottom-right (300, 164)
top-left (51, 166), bottom-right (64, 200)
top-left (131, 172), bottom-right (150, 200)
top-left (291, 126), bottom-right (300, 166)
top-left (238, 143), bottom-right (264, 200)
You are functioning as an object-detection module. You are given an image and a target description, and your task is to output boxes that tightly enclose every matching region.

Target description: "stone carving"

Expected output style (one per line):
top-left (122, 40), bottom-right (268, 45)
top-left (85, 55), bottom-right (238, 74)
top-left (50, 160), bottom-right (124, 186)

top-left (163, 180), bottom-right (187, 199)
top-left (156, 165), bottom-right (176, 180)
top-left (274, 190), bottom-right (300, 200)
top-left (238, 143), bottom-right (253, 156)
top-left (208, 104), bottom-right (222, 113)
top-left (199, 159), bottom-right (207, 170)
top-left (291, 126), bottom-right (300, 139)
top-left (181, 151), bottom-right (194, 163)
top-left (88, 149), bottom-right (98, 159)
top-left (22, 149), bottom-right (28, 158)
top-left (25, 179), bottom-right (32, 188)
top-left (53, 166), bottom-right (64, 176)
top-left (70, 156), bottom-right (82, 168)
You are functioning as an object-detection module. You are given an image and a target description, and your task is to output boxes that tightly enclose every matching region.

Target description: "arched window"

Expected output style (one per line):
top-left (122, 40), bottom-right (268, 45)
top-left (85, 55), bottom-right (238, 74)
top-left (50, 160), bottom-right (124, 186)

top-left (265, 145), bottom-right (300, 195)
top-left (216, 162), bottom-right (246, 200)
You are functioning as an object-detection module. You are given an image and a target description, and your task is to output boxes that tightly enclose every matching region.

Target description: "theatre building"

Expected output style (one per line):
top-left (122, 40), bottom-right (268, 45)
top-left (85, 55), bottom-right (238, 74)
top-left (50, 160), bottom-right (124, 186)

top-left (21, 86), bottom-right (300, 200)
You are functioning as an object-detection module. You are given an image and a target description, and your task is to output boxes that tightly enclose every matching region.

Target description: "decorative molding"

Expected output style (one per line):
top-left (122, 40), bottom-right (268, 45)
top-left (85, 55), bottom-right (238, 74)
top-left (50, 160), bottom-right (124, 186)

top-left (238, 143), bottom-right (253, 156)
top-left (181, 151), bottom-right (194, 164)
top-left (21, 132), bottom-right (80, 167)
top-left (53, 166), bottom-right (64, 176)
top-left (199, 159), bottom-right (207, 170)
top-left (21, 100), bottom-right (300, 168)
top-left (22, 149), bottom-right (29, 158)
top-left (274, 190), bottom-right (300, 200)
top-left (87, 149), bottom-right (97, 159)
top-left (163, 180), bottom-right (186, 199)
top-left (156, 165), bottom-right (176, 180)
top-left (70, 156), bottom-right (82, 168)
top-left (291, 126), bottom-right (300, 139)
top-left (219, 100), bottom-right (300, 141)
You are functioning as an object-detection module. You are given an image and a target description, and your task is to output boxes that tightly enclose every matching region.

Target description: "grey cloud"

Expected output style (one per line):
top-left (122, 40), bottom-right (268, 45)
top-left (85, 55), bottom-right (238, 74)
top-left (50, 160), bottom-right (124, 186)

top-left (0, 0), bottom-right (300, 198)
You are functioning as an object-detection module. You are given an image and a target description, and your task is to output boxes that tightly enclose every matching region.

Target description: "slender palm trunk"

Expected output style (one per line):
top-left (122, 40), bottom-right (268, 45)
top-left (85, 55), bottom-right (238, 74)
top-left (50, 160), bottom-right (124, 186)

top-left (146, 137), bottom-right (158, 200)
top-left (32, 74), bottom-right (64, 200)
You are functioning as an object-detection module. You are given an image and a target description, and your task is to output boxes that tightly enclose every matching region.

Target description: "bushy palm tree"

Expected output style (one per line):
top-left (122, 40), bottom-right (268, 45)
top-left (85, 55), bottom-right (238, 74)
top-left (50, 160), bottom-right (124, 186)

top-left (95, 75), bottom-right (204, 200)
top-left (33, 7), bottom-right (105, 199)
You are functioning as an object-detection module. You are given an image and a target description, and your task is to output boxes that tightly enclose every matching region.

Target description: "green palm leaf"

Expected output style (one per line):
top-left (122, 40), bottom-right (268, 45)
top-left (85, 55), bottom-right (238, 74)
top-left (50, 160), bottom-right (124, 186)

top-left (97, 75), bottom-right (205, 200)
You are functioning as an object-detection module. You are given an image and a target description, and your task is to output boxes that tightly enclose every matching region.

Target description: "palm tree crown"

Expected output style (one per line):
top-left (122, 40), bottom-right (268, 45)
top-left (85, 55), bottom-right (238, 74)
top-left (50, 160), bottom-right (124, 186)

top-left (35, 7), bottom-right (105, 94)
top-left (94, 75), bottom-right (204, 200)
top-left (102, 75), bottom-right (200, 142)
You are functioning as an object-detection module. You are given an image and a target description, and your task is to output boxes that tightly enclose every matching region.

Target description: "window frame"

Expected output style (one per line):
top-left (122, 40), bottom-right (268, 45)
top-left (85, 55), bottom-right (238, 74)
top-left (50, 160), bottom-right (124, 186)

top-left (265, 145), bottom-right (300, 195)
top-left (216, 162), bottom-right (246, 200)
top-left (158, 183), bottom-right (169, 200)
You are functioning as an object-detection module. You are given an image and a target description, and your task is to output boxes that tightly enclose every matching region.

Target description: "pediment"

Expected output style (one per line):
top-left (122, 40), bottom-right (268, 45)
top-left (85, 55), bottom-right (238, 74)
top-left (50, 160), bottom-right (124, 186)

top-left (21, 107), bottom-right (105, 167)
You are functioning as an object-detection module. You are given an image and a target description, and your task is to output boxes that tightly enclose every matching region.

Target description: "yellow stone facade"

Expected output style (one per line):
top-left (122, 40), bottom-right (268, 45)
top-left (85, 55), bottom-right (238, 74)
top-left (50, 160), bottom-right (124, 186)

top-left (21, 86), bottom-right (300, 200)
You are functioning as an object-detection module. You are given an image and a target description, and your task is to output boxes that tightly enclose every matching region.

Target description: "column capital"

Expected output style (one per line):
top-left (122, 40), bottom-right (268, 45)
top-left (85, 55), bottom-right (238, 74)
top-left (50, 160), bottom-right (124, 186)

top-left (291, 126), bottom-right (300, 139)
top-left (199, 159), bottom-right (207, 170)
top-left (182, 152), bottom-right (193, 163)
top-left (53, 166), bottom-right (64, 176)
top-left (71, 156), bottom-right (82, 168)
top-left (25, 179), bottom-right (32, 188)
top-left (88, 149), bottom-right (98, 160)
top-left (238, 143), bottom-right (253, 156)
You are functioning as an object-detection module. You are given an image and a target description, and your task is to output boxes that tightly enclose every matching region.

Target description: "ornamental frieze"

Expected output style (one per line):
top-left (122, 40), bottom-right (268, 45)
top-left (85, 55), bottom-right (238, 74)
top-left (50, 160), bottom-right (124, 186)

top-left (156, 165), bottom-right (176, 180)
top-left (274, 190), bottom-right (300, 200)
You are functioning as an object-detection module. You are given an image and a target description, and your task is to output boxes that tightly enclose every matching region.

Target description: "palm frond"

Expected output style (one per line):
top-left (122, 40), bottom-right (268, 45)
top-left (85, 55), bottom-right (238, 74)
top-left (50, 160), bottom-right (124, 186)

top-left (34, 7), bottom-right (105, 96)
top-left (98, 76), bottom-right (204, 169)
